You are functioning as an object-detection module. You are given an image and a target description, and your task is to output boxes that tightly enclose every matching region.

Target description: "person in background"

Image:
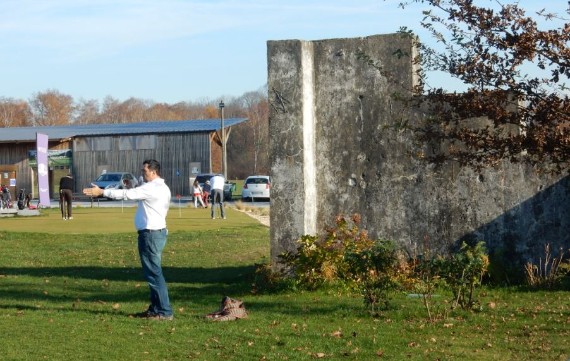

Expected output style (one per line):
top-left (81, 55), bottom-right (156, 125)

top-left (123, 178), bottom-right (132, 189)
top-left (202, 180), bottom-right (211, 208)
top-left (25, 192), bottom-right (32, 208)
top-left (82, 159), bottom-right (174, 321)
top-left (192, 179), bottom-right (205, 208)
top-left (1, 184), bottom-right (11, 208)
top-left (210, 174), bottom-right (226, 219)
top-left (59, 173), bottom-right (74, 220)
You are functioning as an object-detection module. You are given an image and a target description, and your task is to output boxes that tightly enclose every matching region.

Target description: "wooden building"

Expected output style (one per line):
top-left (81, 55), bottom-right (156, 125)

top-left (0, 118), bottom-right (247, 199)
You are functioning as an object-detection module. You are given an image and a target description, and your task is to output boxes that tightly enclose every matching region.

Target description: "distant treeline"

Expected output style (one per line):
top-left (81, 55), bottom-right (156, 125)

top-left (0, 86), bottom-right (269, 179)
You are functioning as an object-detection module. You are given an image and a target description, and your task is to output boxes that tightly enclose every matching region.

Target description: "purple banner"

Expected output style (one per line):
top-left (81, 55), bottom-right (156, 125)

top-left (36, 133), bottom-right (51, 208)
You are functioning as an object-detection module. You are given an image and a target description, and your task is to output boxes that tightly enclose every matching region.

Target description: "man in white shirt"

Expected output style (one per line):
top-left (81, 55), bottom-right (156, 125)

top-left (83, 159), bottom-right (173, 321)
top-left (210, 174), bottom-right (226, 219)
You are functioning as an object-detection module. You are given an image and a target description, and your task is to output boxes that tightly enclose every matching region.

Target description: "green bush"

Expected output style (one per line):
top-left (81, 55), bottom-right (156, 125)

top-left (263, 215), bottom-right (490, 314)
top-left (278, 214), bottom-right (399, 312)
top-left (400, 241), bottom-right (489, 320)
top-left (280, 214), bottom-right (375, 289)
top-left (404, 256), bottom-right (449, 322)
top-left (436, 241), bottom-right (489, 310)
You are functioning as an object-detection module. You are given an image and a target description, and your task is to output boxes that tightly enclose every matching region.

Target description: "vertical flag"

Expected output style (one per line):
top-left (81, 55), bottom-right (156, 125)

top-left (36, 133), bottom-right (51, 208)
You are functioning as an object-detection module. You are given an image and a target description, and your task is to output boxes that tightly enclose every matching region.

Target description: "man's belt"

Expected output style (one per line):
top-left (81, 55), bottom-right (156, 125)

top-left (137, 228), bottom-right (166, 234)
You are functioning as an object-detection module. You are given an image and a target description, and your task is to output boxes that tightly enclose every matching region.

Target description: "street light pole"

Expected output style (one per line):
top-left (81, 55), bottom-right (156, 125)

top-left (219, 100), bottom-right (227, 179)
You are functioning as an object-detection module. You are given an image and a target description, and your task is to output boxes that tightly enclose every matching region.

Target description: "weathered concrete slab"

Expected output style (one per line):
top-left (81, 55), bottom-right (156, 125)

top-left (0, 207), bottom-right (41, 217)
top-left (17, 208), bottom-right (41, 217)
top-left (0, 208), bottom-right (18, 217)
top-left (267, 33), bottom-right (569, 274)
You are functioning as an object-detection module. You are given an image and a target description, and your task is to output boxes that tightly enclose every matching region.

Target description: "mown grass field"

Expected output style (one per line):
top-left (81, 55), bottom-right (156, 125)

top-left (0, 207), bottom-right (568, 360)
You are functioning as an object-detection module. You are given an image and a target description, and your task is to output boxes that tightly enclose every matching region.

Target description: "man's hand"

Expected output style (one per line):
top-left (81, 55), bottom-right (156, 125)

top-left (83, 184), bottom-right (103, 198)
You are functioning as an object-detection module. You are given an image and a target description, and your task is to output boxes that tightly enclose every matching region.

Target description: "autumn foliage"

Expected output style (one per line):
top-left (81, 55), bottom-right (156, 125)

top-left (0, 88), bottom-right (269, 179)
top-left (401, 0), bottom-right (569, 173)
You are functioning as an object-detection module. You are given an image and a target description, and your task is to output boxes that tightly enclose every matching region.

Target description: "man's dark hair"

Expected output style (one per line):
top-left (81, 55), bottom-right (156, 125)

top-left (144, 159), bottom-right (161, 176)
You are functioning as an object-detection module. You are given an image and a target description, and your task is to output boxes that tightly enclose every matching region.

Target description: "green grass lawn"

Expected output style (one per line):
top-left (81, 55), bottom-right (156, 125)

top-left (0, 207), bottom-right (569, 360)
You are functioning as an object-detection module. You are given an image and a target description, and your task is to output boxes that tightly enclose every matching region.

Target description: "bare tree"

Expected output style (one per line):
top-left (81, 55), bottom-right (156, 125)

top-left (117, 98), bottom-right (149, 123)
top-left (100, 96), bottom-right (123, 124)
top-left (169, 101), bottom-right (207, 119)
top-left (229, 88), bottom-right (270, 178)
top-left (145, 103), bottom-right (180, 121)
top-left (203, 104), bottom-right (219, 119)
top-left (29, 90), bottom-right (74, 126)
top-left (74, 99), bottom-right (100, 125)
top-left (0, 97), bottom-right (31, 127)
top-left (242, 90), bottom-right (270, 175)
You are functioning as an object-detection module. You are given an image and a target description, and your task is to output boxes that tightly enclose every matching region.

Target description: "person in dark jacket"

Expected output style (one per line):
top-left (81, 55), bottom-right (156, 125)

top-left (59, 173), bottom-right (74, 220)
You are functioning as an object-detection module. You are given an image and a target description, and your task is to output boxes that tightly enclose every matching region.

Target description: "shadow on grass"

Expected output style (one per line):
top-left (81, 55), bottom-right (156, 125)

top-left (0, 265), bottom-right (377, 319)
top-left (0, 265), bottom-right (254, 283)
top-left (0, 265), bottom-right (255, 308)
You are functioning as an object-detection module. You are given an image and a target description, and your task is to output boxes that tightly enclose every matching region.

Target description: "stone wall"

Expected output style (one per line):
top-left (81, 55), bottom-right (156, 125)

top-left (267, 34), bottom-right (569, 278)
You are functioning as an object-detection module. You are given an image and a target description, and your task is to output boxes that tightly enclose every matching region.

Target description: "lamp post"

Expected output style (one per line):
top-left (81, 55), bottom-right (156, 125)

top-left (219, 100), bottom-right (227, 179)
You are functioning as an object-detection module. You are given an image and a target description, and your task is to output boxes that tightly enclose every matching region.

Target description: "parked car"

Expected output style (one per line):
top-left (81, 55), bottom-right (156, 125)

top-left (92, 172), bottom-right (138, 196)
top-left (194, 173), bottom-right (219, 188)
top-left (224, 182), bottom-right (236, 201)
top-left (241, 175), bottom-right (271, 201)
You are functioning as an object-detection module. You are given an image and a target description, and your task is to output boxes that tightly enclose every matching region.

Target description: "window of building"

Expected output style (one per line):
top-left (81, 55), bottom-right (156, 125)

top-left (135, 135), bottom-right (156, 150)
top-left (119, 136), bottom-right (135, 150)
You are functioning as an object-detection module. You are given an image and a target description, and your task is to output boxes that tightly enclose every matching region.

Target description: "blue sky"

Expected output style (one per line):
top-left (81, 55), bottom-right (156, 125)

top-left (0, 0), bottom-right (564, 104)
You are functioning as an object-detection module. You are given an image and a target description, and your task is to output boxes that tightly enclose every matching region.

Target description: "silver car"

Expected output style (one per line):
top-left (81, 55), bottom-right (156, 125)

top-left (92, 172), bottom-right (138, 195)
top-left (241, 175), bottom-right (270, 201)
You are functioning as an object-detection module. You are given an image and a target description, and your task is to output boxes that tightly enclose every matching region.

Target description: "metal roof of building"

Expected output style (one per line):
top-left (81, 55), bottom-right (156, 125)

top-left (0, 118), bottom-right (248, 143)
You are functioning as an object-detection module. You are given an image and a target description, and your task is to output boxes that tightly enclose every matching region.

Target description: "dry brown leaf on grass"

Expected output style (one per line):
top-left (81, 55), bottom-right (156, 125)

top-left (331, 329), bottom-right (343, 338)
